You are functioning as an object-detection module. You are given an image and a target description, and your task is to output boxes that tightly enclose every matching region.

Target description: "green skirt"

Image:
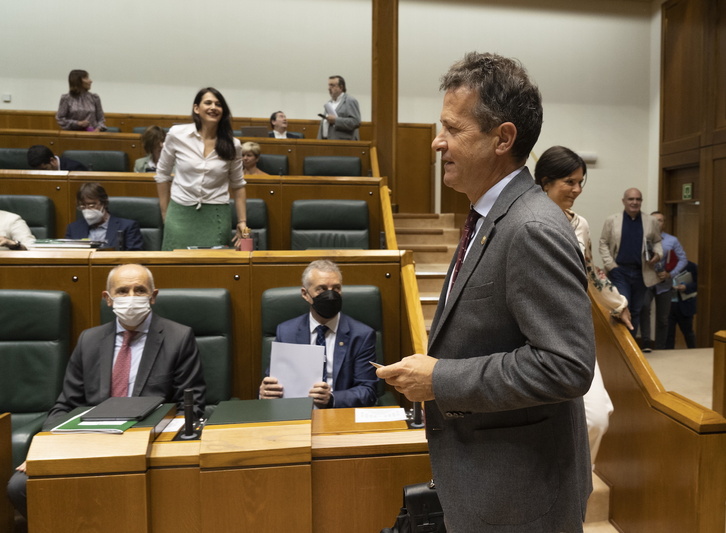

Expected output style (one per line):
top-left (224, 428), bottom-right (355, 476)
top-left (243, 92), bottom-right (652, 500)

top-left (162, 200), bottom-right (232, 251)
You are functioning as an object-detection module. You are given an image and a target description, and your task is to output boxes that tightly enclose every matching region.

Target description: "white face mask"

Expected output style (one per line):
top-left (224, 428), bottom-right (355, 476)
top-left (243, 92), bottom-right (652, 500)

top-left (82, 208), bottom-right (105, 226)
top-left (112, 296), bottom-right (151, 327)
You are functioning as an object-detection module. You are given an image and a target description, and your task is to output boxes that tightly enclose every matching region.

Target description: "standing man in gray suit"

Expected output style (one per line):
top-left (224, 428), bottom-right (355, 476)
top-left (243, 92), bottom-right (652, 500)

top-left (317, 75), bottom-right (361, 140)
top-left (378, 52), bottom-right (596, 532)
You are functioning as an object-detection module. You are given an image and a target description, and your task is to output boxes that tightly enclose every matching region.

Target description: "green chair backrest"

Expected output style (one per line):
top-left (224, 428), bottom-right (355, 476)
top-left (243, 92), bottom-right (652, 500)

top-left (0, 194), bottom-right (55, 239)
top-left (62, 150), bottom-right (129, 172)
top-left (303, 156), bottom-right (362, 177)
top-left (0, 148), bottom-right (30, 170)
top-left (230, 198), bottom-right (268, 250)
top-left (290, 199), bottom-right (368, 250)
top-left (257, 154), bottom-right (289, 176)
top-left (109, 196), bottom-right (163, 251)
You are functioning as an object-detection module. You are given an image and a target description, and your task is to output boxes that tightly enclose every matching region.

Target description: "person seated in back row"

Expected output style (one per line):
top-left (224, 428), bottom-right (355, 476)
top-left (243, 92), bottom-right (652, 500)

top-left (241, 142), bottom-right (269, 176)
top-left (259, 259), bottom-right (378, 408)
top-left (7, 263), bottom-right (206, 519)
top-left (134, 126), bottom-right (166, 172)
top-left (65, 182), bottom-right (144, 250)
top-left (268, 111), bottom-right (303, 139)
top-left (27, 145), bottom-right (88, 171)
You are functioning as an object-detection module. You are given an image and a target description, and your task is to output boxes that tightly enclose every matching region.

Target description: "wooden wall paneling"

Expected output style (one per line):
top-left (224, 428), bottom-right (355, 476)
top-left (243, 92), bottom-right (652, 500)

top-left (0, 129), bottom-right (63, 152)
top-left (660, 0), bottom-right (705, 155)
top-left (0, 111), bottom-right (56, 130)
top-left (148, 466), bottom-right (201, 533)
top-left (372, 0), bottom-right (398, 197)
top-left (0, 253), bottom-right (93, 344)
top-left (703, 144), bottom-right (726, 347)
top-left (0, 170), bottom-right (70, 238)
top-left (278, 178), bottom-right (383, 250)
top-left (705, 0), bottom-right (726, 146)
top-left (395, 123), bottom-right (435, 213)
top-left (88, 252), bottom-right (253, 399)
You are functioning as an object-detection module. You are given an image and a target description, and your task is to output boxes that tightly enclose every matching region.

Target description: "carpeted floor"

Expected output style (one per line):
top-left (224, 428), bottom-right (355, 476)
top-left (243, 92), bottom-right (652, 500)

top-left (645, 348), bottom-right (714, 410)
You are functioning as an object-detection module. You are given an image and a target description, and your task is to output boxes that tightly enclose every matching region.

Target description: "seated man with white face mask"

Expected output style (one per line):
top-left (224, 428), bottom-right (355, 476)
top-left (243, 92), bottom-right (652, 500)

top-left (7, 263), bottom-right (206, 518)
top-left (65, 182), bottom-right (144, 250)
top-left (258, 259), bottom-right (378, 408)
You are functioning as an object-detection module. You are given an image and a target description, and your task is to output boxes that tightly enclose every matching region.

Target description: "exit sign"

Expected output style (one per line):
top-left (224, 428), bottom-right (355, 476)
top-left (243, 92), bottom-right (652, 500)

top-left (682, 183), bottom-right (693, 200)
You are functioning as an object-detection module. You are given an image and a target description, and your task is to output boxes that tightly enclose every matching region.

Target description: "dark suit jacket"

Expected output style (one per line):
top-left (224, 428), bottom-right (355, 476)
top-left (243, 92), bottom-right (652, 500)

top-left (673, 261), bottom-right (698, 316)
top-left (65, 214), bottom-right (144, 250)
top-left (59, 156), bottom-right (88, 171)
top-left (275, 313), bottom-right (377, 407)
top-left (268, 131), bottom-right (303, 139)
top-left (425, 169), bottom-right (595, 532)
top-left (44, 314), bottom-right (206, 429)
top-left (316, 93), bottom-right (361, 141)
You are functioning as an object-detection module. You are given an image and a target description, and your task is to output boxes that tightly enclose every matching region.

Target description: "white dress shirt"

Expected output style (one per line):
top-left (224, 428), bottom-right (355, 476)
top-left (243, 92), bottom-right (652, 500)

top-left (154, 123), bottom-right (245, 208)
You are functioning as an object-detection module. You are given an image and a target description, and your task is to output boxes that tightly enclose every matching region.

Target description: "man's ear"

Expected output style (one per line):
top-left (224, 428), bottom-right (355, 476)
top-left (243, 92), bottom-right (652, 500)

top-left (102, 291), bottom-right (113, 307)
top-left (149, 289), bottom-right (159, 305)
top-left (494, 122), bottom-right (517, 155)
top-left (301, 287), bottom-right (312, 304)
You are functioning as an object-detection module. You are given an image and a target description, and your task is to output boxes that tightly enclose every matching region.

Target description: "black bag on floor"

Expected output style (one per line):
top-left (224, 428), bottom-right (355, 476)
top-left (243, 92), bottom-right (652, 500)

top-left (381, 480), bottom-right (446, 533)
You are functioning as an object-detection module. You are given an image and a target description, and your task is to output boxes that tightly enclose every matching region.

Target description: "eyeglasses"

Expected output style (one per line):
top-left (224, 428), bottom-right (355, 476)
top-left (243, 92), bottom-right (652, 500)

top-left (77, 202), bottom-right (101, 210)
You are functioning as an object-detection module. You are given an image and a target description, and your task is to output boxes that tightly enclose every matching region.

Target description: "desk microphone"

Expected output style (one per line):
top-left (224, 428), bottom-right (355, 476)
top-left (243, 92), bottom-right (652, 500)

top-left (408, 401), bottom-right (424, 429)
top-left (179, 389), bottom-right (198, 440)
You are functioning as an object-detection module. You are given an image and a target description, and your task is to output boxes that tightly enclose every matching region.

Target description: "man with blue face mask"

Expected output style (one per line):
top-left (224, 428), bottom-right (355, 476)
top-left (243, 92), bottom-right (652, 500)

top-left (7, 263), bottom-right (205, 519)
top-left (258, 259), bottom-right (378, 408)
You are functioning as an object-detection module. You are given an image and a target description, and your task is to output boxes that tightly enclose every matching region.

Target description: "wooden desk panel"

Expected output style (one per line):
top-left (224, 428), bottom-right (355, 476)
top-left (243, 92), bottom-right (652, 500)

top-left (28, 473), bottom-right (148, 533)
top-left (0, 253), bottom-right (92, 343)
top-left (0, 170), bottom-right (71, 238)
top-left (0, 414), bottom-right (13, 533)
top-left (149, 466), bottom-right (201, 533)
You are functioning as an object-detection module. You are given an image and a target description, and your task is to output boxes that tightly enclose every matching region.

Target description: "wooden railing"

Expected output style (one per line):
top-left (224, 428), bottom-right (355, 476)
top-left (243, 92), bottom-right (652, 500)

top-left (712, 331), bottom-right (726, 416)
top-left (592, 287), bottom-right (726, 532)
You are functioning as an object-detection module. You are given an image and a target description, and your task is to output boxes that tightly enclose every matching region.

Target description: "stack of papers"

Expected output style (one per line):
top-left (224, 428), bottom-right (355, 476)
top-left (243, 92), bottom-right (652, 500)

top-left (51, 409), bottom-right (137, 434)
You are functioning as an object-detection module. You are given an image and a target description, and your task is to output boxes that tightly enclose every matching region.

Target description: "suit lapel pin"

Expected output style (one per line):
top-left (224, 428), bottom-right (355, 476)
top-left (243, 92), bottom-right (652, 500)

top-left (481, 236), bottom-right (487, 245)
top-left (339, 341), bottom-right (344, 346)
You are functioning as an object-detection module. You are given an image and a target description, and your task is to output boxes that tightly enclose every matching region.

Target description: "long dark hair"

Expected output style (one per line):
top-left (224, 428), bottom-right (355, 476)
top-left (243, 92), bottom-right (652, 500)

top-left (534, 145), bottom-right (587, 190)
top-left (68, 69), bottom-right (89, 96)
top-left (192, 87), bottom-right (235, 161)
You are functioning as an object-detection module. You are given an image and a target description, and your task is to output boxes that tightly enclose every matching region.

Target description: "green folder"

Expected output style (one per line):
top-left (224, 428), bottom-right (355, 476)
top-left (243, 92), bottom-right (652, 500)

top-left (207, 398), bottom-right (313, 426)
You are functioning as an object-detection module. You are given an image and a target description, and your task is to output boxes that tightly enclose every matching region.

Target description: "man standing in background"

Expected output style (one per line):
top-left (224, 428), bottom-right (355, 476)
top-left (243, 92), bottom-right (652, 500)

top-left (317, 76), bottom-right (361, 141)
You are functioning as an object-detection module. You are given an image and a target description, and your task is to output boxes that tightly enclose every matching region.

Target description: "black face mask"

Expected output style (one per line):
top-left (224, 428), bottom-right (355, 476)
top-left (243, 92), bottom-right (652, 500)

top-left (311, 290), bottom-right (342, 319)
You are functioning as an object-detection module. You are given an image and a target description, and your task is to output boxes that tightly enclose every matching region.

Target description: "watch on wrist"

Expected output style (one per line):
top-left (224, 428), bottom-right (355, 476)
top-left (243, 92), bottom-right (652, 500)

top-left (8, 240), bottom-right (21, 250)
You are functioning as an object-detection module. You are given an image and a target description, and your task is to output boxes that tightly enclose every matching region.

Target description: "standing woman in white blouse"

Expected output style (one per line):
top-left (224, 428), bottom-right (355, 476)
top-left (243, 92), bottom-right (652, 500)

top-left (154, 87), bottom-right (249, 250)
top-left (56, 70), bottom-right (107, 131)
top-left (535, 145), bottom-right (632, 465)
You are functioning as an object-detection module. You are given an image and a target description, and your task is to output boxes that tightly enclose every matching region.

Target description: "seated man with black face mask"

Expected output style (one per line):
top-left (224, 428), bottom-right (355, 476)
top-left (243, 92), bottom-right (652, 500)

top-left (258, 259), bottom-right (378, 408)
top-left (7, 263), bottom-right (206, 519)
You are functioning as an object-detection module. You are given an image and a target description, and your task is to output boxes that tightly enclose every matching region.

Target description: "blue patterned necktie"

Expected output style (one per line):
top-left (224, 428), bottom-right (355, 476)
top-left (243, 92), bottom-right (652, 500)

top-left (316, 324), bottom-right (329, 381)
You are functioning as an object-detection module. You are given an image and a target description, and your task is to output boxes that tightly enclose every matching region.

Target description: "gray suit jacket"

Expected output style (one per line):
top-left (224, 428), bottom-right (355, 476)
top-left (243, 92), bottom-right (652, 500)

top-left (425, 169), bottom-right (595, 532)
top-left (317, 93), bottom-right (361, 140)
top-left (44, 314), bottom-right (206, 429)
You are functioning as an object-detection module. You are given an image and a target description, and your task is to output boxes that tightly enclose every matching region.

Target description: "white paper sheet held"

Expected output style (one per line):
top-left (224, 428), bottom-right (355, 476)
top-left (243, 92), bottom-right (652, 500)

top-left (355, 408), bottom-right (408, 423)
top-left (324, 102), bottom-right (337, 117)
top-left (270, 341), bottom-right (325, 398)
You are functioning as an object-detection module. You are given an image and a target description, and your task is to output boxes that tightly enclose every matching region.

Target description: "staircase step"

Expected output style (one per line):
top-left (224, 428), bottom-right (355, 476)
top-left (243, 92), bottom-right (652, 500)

top-left (393, 213), bottom-right (455, 228)
top-left (396, 228), bottom-right (460, 246)
top-left (404, 245), bottom-right (456, 265)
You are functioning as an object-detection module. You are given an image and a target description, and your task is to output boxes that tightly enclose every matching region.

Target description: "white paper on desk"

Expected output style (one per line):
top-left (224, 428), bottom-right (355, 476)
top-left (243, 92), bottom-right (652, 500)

top-left (270, 341), bottom-right (325, 398)
top-left (355, 408), bottom-right (408, 423)
top-left (324, 102), bottom-right (337, 117)
top-left (162, 418), bottom-right (185, 433)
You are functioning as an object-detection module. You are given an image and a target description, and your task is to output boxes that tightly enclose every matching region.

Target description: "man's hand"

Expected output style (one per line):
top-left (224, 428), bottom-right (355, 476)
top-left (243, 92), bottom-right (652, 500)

top-left (657, 270), bottom-right (671, 281)
top-left (326, 115), bottom-right (336, 125)
top-left (309, 382), bottom-right (332, 407)
top-left (16, 461), bottom-right (26, 473)
top-left (259, 376), bottom-right (283, 399)
top-left (376, 354), bottom-right (438, 402)
top-left (648, 254), bottom-right (661, 266)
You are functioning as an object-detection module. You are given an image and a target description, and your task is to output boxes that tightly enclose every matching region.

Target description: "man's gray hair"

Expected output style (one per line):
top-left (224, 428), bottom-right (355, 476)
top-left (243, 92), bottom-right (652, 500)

top-left (440, 52), bottom-right (543, 162)
top-left (106, 263), bottom-right (156, 292)
top-left (302, 259), bottom-right (342, 288)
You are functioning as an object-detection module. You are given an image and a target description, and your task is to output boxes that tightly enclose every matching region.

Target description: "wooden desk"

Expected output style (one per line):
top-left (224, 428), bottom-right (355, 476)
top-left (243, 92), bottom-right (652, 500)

top-left (311, 408), bottom-right (430, 533)
top-left (26, 427), bottom-right (156, 533)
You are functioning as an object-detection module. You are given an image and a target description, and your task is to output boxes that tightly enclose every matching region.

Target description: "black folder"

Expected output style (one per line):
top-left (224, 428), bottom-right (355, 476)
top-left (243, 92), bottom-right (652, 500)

top-left (80, 396), bottom-right (165, 421)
